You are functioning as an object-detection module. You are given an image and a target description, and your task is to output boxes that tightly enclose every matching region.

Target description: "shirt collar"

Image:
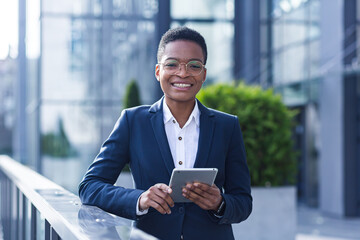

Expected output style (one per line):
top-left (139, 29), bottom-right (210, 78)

top-left (163, 98), bottom-right (200, 127)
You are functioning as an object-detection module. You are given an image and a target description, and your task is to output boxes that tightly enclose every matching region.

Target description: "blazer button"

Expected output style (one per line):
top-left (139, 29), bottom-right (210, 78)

top-left (179, 207), bottom-right (184, 213)
top-left (180, 234), bottom-right (184, 240)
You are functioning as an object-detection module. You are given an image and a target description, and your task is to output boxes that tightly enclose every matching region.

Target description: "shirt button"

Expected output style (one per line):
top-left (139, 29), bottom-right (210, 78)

top-left (178, 136), bottom-right (182, 141)
top-left (179, 161), bottom-right (183, 165)
top-left (172, 119), bottom-right (176, 123)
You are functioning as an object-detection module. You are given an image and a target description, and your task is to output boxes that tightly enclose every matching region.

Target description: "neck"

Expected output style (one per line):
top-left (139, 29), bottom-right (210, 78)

top-left (165, 97), bottom-right (196, 128)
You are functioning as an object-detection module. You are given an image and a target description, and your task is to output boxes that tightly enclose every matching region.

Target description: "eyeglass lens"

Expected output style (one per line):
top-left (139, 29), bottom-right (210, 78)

top-left (162, 60), bottom-right (203, 76)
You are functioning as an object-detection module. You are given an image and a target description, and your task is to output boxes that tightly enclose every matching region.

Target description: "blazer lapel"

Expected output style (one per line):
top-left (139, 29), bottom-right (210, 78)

top-left (194, 100), bottom-right (215, 168)
top-left (149, 97), bottom-right (175, 176)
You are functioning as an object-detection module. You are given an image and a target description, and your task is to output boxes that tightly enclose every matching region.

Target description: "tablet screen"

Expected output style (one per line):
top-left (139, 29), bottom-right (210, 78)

top-left (168, 168), bottom-right (218, 202)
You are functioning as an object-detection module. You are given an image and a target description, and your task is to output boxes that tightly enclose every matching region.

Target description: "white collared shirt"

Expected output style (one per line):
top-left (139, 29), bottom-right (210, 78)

top-left (136, 99), bottom-right (200, 215)
top-left (163, 99), bottom-right (200, 169)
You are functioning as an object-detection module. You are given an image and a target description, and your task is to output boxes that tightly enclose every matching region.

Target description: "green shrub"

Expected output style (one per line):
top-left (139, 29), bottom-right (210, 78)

top-left (42, 118), bottom-right (77, 158)
top-left (123, 79), bottom-right (141, 108)
top-left (197, 82), bottom-right (297, 186)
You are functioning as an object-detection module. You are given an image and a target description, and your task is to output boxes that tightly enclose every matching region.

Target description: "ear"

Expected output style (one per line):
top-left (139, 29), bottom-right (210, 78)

top-left (202, 67), bottom-right (207, 83)
top-left (155, 64), bottom-right (160, 82)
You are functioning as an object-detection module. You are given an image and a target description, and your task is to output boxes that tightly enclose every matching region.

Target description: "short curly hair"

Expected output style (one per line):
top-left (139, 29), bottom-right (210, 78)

top-left (157, 26), bottom-right (208, 65)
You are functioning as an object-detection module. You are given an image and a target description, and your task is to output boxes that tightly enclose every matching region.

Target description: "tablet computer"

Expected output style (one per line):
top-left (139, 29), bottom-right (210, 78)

top-left (168, 168), bottom-right (218, 203)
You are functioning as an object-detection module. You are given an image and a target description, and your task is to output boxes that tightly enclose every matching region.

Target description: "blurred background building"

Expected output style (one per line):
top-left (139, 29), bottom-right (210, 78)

top-left (0, 0), bottom-right (359, 219)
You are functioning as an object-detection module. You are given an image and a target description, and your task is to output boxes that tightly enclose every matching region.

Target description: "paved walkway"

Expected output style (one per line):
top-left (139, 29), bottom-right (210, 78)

top-left (296, 204), bottom-right (360, 240)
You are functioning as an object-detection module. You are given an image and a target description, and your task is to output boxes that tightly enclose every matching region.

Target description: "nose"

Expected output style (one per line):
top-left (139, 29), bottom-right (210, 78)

top-left (176, 63), bottom-right (189, 77)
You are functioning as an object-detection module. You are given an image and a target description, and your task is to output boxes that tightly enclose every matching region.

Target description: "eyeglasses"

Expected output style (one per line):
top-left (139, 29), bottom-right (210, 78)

top-left (158, 59), bottom-right (205, 76)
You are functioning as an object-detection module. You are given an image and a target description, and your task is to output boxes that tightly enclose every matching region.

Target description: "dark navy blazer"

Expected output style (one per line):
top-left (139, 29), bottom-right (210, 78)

top-left (79, 98), bottom-right (252, 240)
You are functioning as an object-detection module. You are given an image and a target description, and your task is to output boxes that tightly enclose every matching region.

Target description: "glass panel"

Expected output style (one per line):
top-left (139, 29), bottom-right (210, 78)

top-left (42, 18), bottom-right (157, 103)
top-left (309, 0), bottom-right (320, 21)
top-left (42, 0), bottom-right (102, 15)
top-left (282, 45), bottom-right (306, 83)
top-left (41, 104), bottom-right (124, 193)
top-left (42, 17), bottom-right (102, 101)
top-left (41, 104), bottom-right (99, 193)
top-left (110, 20), bottom-right (157, 104)
top-left (276, 83), bottom-right (307, 106)
top-left (43, 0), bottom-right (158, 18)
top-left (273, 21), bottom-right (307, 50)
top-left (171, 22), bottom-right (234, 84)
top-left (272, 20), bottom-right (284, 50)
top-left (309, 40), bottom-right (320, 79)
top-left (40, 0), bottom-right (158, 192)
top-left (273, 52), bottom-right (283, 84)
top-left (0, 58), bottom-right (15, 155)
top-left (171, 0), bottom-right (234, 20)
top-left (110, 0), bottom-right (158, 18)
top-left (273, 0), bottom-right (310, 19)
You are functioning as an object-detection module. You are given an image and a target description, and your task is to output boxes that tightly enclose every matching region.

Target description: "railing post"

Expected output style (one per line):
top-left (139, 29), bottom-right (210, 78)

top-left (31, 204), bottom-right (37, 240)
top-left (2, 175), bottom-right (11, 240)
top-left (51, 227), bottom-right (61, 240)
top-left (11, 183), bottom-right (18, 240)
top-left (45, 219), bottom-right (50, 240)
top-left (19, 192), bottom-right (26, 240)
top-left (0, 172), bottom-right (7, 239)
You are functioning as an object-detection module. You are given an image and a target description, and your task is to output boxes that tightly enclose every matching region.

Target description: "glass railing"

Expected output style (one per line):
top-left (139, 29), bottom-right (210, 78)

top-left (0, 155), bottom-right (157, 240)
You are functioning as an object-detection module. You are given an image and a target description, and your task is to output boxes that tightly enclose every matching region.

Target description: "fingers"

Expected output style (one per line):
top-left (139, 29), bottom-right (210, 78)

top-left (139, 184), bottom-right (174, 215)
top-left (155, 183), bottom-right (173, 194)
top-left (182, 183), bottom-right (222, 210)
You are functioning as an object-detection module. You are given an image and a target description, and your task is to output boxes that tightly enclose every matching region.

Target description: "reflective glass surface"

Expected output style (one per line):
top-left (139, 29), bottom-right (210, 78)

top-left (171, 0), bottom-right (234, 20)
top-left (171, 22), bottom-right (234, 85)
top-left (40, 0), bottom-right (158, 193)
top-left (41, 104), bottom-right (123, 193)
top-left (269, 0), bottom-right (320, 105)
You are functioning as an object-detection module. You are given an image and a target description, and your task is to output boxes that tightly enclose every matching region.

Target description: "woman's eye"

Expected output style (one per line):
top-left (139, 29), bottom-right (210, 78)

top-left (190, 65), bottom-right (201, 69)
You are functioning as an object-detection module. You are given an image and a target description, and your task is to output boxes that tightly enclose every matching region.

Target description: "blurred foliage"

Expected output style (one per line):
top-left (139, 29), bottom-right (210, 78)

top-left (42, 118), bottom-right (77, 158)
top-left (122, 79), bottom-right (142, 172)
top-left (197, 82), bottom-right (297, 186)
top-left (123, 79), bottom-right (141, 108)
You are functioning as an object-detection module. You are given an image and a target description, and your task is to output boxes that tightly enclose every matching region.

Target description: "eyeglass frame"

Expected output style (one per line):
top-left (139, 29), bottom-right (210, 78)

top-left (157, 59), bottom-right (206, 76)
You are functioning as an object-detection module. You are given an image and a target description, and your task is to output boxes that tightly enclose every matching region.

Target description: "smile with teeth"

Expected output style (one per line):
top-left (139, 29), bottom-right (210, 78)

top-left (172, 83), bottom-right (192, 88)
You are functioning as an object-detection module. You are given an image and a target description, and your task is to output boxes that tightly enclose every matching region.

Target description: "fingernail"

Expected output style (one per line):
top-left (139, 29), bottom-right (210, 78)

top-left (168, 210), bottom-right (171, 214)
top-left (167, 188), bottom-right (172, 193)
top-left (194, 183), bottom-right (199, 187)
top-left (183, 189), bottom-right (187, 193)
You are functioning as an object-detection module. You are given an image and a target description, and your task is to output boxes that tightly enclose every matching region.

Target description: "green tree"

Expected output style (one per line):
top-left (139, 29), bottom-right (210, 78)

top-left (122, 79), bottom-right (142, 172)
top-left (197, 82), bottom-right (297, 186)
top-left (124, 79), bottom-right (141, 108)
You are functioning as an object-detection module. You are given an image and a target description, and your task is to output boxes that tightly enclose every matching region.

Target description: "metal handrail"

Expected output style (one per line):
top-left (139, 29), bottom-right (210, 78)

top-left (0, 155), bottom-right (156, 240)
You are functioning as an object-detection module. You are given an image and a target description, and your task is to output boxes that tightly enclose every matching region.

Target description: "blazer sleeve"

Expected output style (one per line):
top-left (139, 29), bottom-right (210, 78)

top-left (78, 110), bottom-right (144, 220)
top-left (217, 116), bottom-right (253, 224)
